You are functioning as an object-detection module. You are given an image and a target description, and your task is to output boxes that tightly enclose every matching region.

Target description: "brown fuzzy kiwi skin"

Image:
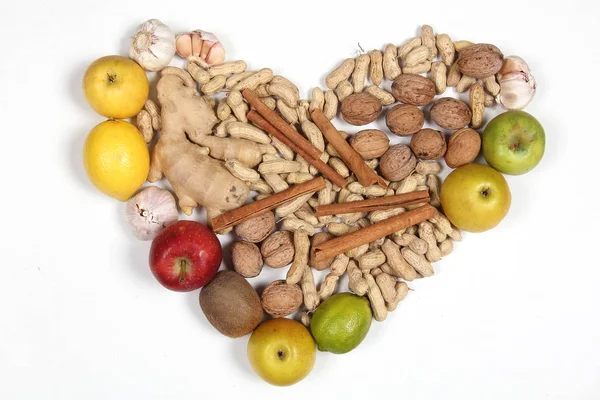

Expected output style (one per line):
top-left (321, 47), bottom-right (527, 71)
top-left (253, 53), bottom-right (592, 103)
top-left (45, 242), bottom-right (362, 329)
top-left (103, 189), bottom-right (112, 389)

top-left (199, 270), bottom-right (263, 338)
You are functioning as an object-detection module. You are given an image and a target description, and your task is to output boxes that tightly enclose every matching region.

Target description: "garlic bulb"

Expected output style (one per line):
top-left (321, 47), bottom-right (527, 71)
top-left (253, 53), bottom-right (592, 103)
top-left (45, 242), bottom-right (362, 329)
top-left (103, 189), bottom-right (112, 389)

top-left (175, 30), bottom-right (225, 66)
top-left (129, 19), bottom-right (176, 72)
top-left (125, 187), bottom-right (179, 240)
top-left (496, 56), bottom-right (536, 110)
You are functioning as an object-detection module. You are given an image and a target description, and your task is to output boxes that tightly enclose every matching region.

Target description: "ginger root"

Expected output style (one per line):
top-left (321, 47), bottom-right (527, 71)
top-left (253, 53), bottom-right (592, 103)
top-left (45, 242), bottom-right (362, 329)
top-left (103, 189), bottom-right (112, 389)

top-left (150, 71), bottom-right (250, 219)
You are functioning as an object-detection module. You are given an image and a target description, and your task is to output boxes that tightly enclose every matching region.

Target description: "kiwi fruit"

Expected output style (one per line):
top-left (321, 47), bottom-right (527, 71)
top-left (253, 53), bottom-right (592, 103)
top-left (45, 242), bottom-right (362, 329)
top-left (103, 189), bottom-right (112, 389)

top-left (199, 270), bottom-right (263, 338)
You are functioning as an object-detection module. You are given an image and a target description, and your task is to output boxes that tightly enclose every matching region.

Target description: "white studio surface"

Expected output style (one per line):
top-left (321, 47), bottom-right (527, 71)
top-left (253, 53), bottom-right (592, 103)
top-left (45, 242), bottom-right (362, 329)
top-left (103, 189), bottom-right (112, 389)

top-left (1, 0), bottom-right (599, 399)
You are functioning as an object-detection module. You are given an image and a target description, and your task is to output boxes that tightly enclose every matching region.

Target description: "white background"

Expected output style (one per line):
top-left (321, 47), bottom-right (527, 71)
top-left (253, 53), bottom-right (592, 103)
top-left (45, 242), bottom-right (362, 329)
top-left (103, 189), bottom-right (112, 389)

top-left (1, 0), bottom-right (599, 399)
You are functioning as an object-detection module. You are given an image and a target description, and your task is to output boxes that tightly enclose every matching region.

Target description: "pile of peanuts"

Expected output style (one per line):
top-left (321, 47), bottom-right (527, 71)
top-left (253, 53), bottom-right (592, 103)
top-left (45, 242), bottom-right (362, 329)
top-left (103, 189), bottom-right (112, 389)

top-left (164, 24), bottom-right (480, 323)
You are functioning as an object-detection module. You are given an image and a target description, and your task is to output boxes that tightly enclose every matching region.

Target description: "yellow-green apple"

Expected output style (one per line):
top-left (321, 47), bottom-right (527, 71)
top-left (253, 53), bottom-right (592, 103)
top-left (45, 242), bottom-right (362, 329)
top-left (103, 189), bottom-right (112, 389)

top-left (82, 55), bottom-right (149, 119)
top-left (149, 221), bottom-right (222, 292)
top-left (440, 164), bottom-right (511, 233)
top-left (247, 318), bottom-right (316, 386)
top-left (482, 110), bottom-right (545, 175)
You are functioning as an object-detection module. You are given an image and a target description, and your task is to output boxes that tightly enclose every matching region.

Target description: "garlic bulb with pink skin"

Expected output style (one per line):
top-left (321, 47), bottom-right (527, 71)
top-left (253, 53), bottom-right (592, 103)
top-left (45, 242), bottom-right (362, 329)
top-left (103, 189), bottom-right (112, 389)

top-left (175, 30), bottom-right (225, 66)
top-left (496, 56), bottom-right (537, 110)
top-left (125, 187), bottom-right (179, 240)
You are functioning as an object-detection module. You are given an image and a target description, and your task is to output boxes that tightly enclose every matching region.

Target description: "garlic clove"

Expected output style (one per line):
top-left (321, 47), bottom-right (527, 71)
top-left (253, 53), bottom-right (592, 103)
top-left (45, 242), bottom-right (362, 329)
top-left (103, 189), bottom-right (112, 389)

top-left (496, 56), bottom-right (536, 110)
top-left (125, 186), bottom-right (179, 240)
top-left (191, 33), bottom-right (203, 57)
top-left (194, 29), bottom-right (219, 44)
top-left (206, 42), bottom-right (226, 66)
top-left (175, 30), bottom-right (225, 66)
top-left (200, 40), bottom-right (211, 59)
top-left (497, 55), bottom-right (531, 79)
top-left (175, 34), bottom-right (192, 58)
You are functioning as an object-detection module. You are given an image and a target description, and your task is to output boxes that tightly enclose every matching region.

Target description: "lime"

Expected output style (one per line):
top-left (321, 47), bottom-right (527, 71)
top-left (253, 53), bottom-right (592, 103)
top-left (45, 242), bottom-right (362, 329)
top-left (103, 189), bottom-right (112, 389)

top-left (310, 293), bottom-right (372, 354)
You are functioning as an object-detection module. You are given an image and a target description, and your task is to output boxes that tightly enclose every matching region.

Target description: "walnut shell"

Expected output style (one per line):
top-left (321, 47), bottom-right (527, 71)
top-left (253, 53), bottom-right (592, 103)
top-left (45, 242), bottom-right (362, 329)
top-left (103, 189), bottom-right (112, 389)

top-left (445, 128), bottom-right (481, 168)
top-left (430, 98), bottom-right (472, 130)
top-left (260, 231), bottom-right (294, 268)
top-left (391, 74), bottom-right (436, 106)
top-left (379, 144), bottom-right (417, 182)
top-left (261, 280), bottom-right (303, 317)
top-left (386, 104), bottom-right (424, 136)
top-left (410, 129), bottom-right (447, 160)
top-left (349, 129), bottom-right (389, 159)
top-left (231, 241), bottom-right (263, 278)
top-left (457, 43), bottom-right (504, 79)
top-left (309, 232), bottom-right (335, 271)
top-left (340, 93), bottom-right (382, 126)
top-left (234, 211), bottom-right (275, 243)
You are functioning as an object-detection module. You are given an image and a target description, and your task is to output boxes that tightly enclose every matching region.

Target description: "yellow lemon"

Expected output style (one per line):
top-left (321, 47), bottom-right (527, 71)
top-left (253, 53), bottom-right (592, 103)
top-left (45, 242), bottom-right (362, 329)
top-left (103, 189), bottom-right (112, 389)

top-left (83, 120), bottom-right (149, 201)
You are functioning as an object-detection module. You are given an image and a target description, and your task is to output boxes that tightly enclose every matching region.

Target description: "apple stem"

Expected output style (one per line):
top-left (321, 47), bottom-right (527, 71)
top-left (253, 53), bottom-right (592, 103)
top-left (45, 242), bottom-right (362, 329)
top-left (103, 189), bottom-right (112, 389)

top-left (179, 259), bottom-right (186, 284)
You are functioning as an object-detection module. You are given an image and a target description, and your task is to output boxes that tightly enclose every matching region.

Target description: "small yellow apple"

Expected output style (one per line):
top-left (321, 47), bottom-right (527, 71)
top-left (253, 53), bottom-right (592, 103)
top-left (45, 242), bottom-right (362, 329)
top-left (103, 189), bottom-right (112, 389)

top-left (440, 164), bottom-right (511, 233)
top-left (82, 55), bottom-right (149, 119)
top-left (247, 318), bottom-right (316, 386)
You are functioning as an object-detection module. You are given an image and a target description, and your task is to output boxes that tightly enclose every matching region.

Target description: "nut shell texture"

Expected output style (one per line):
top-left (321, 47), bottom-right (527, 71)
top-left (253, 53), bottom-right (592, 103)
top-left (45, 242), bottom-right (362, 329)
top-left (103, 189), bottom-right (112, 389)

top-left (391, 74), bottom-right (435, 106)
top-left (386, 104), bottom-right (424, 136)
top-left (349, 129), bottom-right (390, 159)
top-left (231, 241), bottom-right (263, 278)
top-left (341, 93), bottom-right (382, 125)
top-left (430, 98), bottom-right (472, 130)
top-left (379, 144), bottom-right (417, 181)
top-left (410, 129), bottom-right (447, 160)
top-left (234, 211), bottom-right (275, 243)
top-left (444, 128), bottom-right (481, 168)
top-left (457, 43), bottom-right (504, 79)
top-left (261, 280), bottom-right (303, 317)
top-left (261, 230), bottom-right (295, 268)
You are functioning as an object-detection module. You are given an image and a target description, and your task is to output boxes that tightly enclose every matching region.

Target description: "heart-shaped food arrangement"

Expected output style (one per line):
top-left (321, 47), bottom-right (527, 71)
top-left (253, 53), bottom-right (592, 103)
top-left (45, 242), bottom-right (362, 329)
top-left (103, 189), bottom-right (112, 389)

top-left (81, 19), bottom-right (544, 386)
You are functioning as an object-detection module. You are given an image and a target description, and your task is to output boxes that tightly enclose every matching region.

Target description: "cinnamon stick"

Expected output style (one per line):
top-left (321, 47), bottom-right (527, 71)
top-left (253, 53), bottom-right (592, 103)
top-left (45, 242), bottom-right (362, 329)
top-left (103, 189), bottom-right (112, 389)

top-left (313, 204), bottom-right (436, 262)
top-left (314, 190), bottom-right (430, 216)
top-left (310, 109), bottom-right (388, 189)
top-left (242, 88), bottom-right (322, 160)
top-left (247, 110), bottom-right (348, 188)
top-left (212, 177), bottom-right (326, 233)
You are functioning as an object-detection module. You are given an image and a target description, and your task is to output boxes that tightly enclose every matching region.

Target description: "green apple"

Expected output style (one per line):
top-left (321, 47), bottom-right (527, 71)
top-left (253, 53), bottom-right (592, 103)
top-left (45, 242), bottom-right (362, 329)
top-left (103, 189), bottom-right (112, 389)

top-left (440, 164), bottom-right (511, 233)
top-left (482, 110), bottom-right (545, 175)
top-left (247, 318), bottom-right (316, 386)
top-left (82, 55), bottom-right (149, 119)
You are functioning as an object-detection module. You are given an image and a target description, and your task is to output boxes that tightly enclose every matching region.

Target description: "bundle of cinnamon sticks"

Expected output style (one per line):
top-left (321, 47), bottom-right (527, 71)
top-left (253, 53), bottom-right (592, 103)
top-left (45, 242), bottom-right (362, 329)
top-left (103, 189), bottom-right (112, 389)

top-left (212, 88), bottom-right (436, 262)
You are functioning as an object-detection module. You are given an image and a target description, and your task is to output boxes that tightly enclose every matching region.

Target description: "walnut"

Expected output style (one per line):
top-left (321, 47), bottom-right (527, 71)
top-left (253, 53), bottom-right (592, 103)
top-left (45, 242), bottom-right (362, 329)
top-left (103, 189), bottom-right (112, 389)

top-left (379, 144), bottom-right (417, 182)
top-left (261, 280), bottom-right (303, 317)
top-left (231, 241), bottom-right (263, 278)
top-left (309, 232), bottom-right (335, 271)
top-left (234, 211), bottom-right (275, 243)
top-left (340, 93), bottom-right (382, 126)
top-left (410, 129), bottom-right (447, 160)
top-left (391, 74), bottom-right (435, 106)
top-left (348, 129), bottom-right (389, 159)
top-left (444, 128), bottom-right (481, 168)
top-left (260, 231), bottom-right (295, 268)
top-left (457, 43), bottom-right (504, 78)
top-left (385, 104), bottom-right (424, 136)
top-left (430, 98), bottom-right (471, 130)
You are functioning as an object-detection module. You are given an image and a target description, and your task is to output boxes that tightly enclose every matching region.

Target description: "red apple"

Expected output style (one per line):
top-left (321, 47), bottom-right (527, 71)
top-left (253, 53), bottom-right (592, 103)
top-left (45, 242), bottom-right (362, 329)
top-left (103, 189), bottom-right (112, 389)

top-left (149, 221), bottom-right (222, 292)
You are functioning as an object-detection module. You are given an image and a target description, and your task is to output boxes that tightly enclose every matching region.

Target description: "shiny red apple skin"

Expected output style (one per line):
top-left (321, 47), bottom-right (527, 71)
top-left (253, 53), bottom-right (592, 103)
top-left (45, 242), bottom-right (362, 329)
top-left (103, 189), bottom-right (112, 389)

top-left (149, 221), bottom-right (222, 292)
